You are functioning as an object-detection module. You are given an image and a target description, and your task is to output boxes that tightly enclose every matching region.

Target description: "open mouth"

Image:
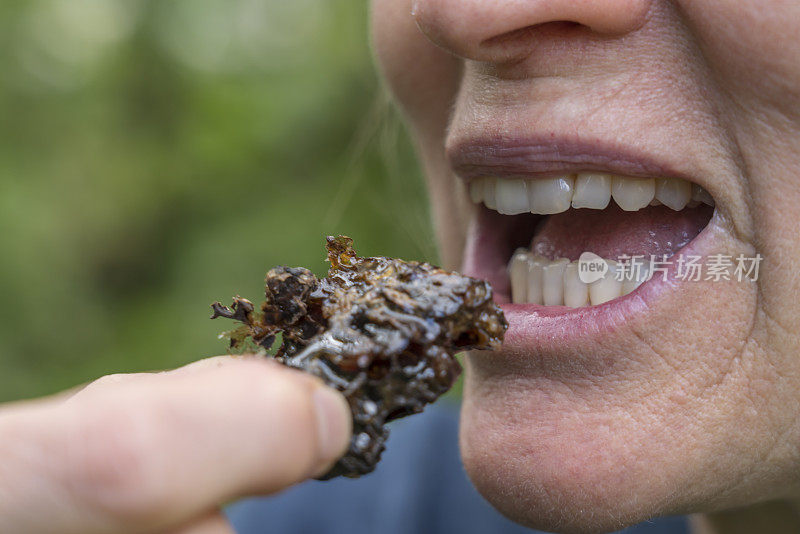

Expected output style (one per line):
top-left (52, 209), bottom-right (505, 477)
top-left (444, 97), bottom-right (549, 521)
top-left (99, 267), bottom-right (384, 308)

top-left (465, 173), bottom-right (715, 308)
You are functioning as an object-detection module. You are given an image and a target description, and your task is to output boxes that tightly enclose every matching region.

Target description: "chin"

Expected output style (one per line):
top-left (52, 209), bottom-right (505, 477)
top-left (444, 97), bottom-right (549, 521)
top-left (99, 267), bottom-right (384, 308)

top-left (460, 365), bottom-right (685, 534)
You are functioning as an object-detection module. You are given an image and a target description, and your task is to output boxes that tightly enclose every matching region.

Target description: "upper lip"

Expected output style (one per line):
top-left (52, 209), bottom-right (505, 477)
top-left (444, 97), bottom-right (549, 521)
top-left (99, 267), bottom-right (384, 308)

top-left (447, 136), bottom-right (703, 186)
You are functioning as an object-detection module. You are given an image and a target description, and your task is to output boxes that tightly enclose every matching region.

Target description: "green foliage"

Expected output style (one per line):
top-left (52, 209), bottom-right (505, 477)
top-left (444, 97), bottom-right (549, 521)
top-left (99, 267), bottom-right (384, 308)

top-left (0, 0), bottom-right (438, 401)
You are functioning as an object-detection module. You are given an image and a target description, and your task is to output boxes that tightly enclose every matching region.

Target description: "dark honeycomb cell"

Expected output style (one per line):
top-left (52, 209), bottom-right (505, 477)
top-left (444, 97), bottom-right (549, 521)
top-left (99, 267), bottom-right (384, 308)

top-left (210, 236), bottom-right (507, 479)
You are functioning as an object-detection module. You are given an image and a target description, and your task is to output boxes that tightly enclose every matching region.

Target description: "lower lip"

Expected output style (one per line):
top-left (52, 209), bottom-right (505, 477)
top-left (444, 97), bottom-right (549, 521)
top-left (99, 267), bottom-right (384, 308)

top-left (499, 286), bottom-right (655, 351)
top-left (466, 211), bottom-right (719, 351)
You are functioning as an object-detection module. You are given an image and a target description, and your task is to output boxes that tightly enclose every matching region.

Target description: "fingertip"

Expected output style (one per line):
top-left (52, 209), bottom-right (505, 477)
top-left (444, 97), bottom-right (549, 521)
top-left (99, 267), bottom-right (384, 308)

top-left (177, 356), bottom-right (350, 484)
top-left (311, 385), bottom-right (352, 476)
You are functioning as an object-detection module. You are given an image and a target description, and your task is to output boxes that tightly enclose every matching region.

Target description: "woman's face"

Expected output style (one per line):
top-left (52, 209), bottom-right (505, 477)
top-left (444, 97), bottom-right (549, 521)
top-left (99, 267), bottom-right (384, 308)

top-left (371, 0), bottom-right (800, 531)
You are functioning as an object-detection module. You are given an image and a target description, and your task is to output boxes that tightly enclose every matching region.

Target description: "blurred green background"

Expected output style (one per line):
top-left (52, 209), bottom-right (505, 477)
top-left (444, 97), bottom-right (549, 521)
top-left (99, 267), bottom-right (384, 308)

top-left (0, 0), bottom-right (438, 402)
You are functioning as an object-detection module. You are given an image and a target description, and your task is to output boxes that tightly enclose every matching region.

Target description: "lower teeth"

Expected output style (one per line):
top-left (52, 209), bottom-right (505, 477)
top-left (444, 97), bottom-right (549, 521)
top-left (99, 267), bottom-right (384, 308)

top-left (508, 249), bottom-right (651, 306)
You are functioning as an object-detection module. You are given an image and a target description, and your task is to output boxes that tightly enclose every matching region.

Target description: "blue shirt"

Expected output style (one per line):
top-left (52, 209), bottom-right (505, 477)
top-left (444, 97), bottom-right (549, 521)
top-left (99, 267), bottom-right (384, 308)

top-left (227, 402), bottom-right (688, 534)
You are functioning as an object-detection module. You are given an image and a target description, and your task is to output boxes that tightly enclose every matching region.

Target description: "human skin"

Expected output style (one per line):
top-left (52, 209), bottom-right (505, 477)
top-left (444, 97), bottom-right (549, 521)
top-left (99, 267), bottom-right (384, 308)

top-left (371, 1), bottom-right (800, 533)
top-left (0, 356), bottom-right (352, 533)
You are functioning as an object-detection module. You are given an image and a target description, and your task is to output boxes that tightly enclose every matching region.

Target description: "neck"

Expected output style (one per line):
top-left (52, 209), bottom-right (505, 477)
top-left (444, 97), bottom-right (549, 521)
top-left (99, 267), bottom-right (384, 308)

top-left (691, 500), bottom-right (800, 534)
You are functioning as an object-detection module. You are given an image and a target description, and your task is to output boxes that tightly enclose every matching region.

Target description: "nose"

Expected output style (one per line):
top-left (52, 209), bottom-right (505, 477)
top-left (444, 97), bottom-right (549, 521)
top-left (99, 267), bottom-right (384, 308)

top-left (412, 0), bottom-right (652, 62)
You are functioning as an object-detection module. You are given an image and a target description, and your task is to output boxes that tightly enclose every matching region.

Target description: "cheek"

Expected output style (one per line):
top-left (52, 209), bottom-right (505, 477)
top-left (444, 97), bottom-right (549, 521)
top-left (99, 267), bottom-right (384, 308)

top-left (370, 0), bottom-right (461, 135)
top-left (679, 0), bottom-right (800, 104)
top-left (371, 0), bottom-right (468, 267)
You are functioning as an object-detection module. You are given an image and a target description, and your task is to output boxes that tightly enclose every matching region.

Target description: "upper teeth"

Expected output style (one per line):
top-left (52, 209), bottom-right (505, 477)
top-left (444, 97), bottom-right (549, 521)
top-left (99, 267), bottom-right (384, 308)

top-left (469, 173), bottom-right (713, 215)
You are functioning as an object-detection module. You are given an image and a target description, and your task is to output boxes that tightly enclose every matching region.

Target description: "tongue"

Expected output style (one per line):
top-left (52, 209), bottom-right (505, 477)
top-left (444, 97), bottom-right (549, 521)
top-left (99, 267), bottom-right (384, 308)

top-left (530, 204), bottom-right (713, 261)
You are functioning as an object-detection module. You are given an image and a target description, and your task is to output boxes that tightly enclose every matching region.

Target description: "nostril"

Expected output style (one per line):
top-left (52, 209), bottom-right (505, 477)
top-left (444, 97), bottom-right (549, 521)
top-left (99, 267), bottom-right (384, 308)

top-left (412, 0), bottom-right (652, 63)
top-left (479, 21), bottom-right (588, 62)
top-left (481, 21), bottom-right (584, 47)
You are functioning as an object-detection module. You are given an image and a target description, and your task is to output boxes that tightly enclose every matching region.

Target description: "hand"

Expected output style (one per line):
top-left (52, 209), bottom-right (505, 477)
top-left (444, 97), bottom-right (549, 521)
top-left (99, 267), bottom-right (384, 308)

top-left (0, 356), bottom-right (352, 534)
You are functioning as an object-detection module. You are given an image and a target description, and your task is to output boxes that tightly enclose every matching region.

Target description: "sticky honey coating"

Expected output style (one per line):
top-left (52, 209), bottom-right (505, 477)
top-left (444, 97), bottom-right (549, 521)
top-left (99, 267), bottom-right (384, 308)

top-left (211, 236), bottom-right (507, 479)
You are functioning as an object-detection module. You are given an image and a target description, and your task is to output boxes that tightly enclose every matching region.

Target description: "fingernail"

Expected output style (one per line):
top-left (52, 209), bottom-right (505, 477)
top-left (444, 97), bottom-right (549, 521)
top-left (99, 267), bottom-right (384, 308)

top-left (312, 386), bottom-right (352, 470)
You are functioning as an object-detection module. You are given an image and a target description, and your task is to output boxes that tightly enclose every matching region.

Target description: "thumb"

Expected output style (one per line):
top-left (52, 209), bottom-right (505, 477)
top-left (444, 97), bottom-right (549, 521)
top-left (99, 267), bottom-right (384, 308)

top-left (0, 357), bottom-right (351, 534)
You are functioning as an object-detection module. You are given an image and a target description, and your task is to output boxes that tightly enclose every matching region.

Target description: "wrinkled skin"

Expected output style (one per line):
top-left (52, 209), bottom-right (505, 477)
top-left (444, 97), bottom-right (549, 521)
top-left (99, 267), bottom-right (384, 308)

top-left (370, 1), bottom-right (800, 533)
top-left (211, 236), bottom-right (506, 479)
